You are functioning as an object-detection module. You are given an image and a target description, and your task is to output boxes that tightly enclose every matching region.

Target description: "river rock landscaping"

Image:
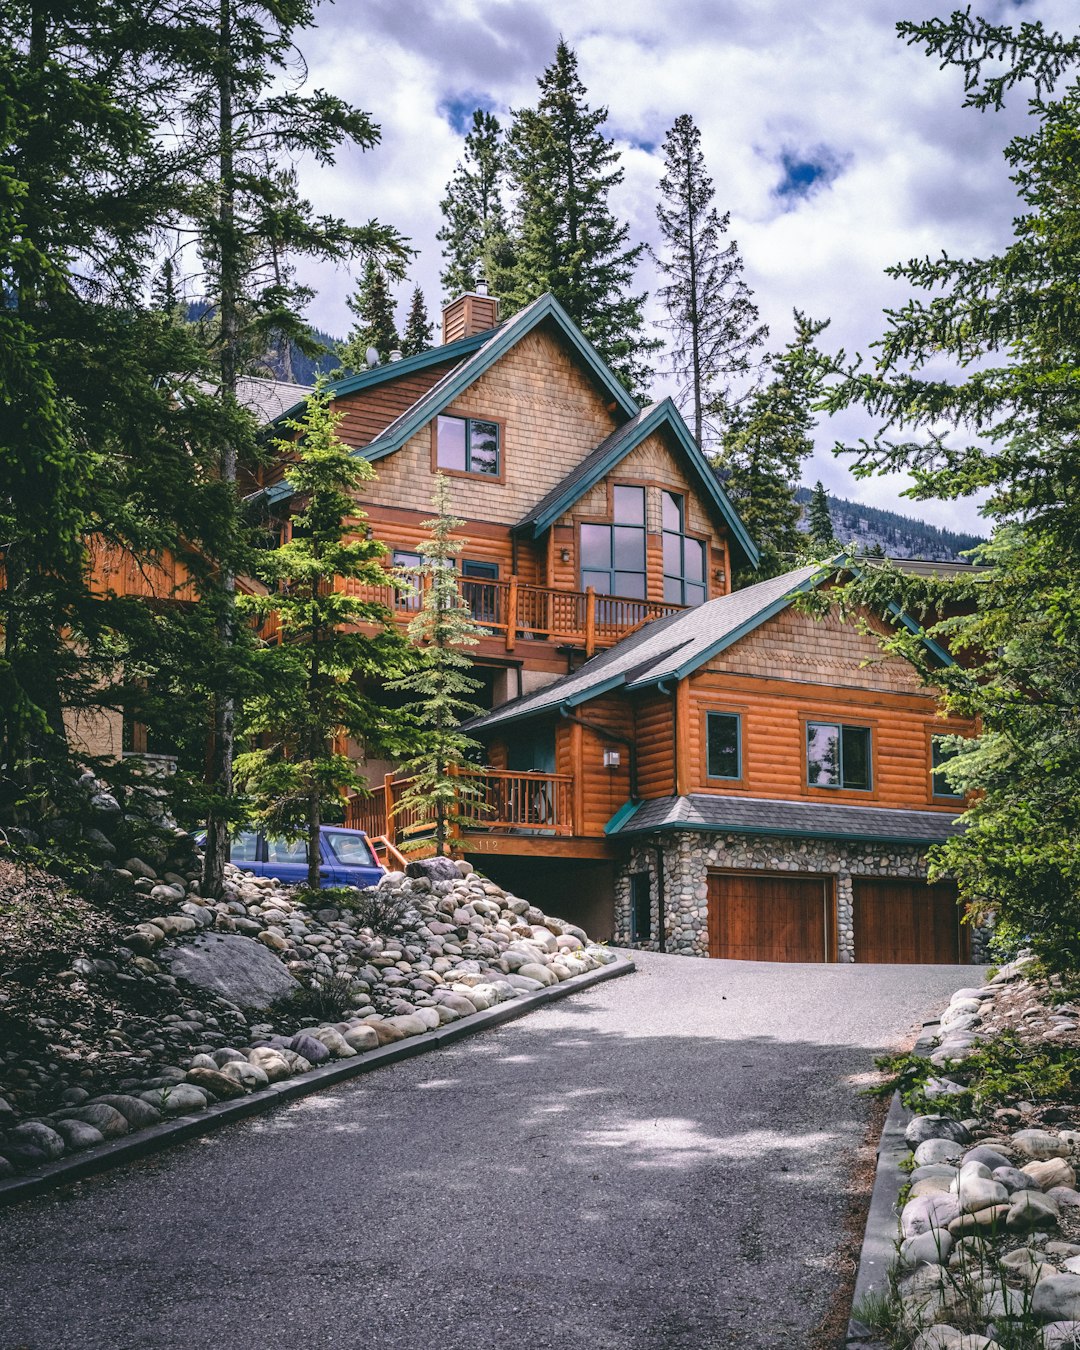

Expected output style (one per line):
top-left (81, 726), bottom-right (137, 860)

top-left (856, 957), bottom-right (1080, 1349)
top-left (0, 838), bottom-right (616, 1181)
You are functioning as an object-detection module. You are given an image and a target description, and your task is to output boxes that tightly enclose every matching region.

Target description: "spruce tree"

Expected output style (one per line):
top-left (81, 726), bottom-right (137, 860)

top-left (400, 286), bottom-right (434, 356)
top-left (387, 476), bottom-right (488, 855)
top-left (806, 482), bottom-right (837, 552)
top-left (505, 40), bottom-right (659, 396)
top-left (437, 109), bottom-right (510, 300)
top-left (236, 380), bottom-right (416, 890)
top-left (339, 257), bottom-right (400, 369)
top-left (715, 312), bottom-right (830, 584)
top-left (654, 114), bottom-right (767, 446)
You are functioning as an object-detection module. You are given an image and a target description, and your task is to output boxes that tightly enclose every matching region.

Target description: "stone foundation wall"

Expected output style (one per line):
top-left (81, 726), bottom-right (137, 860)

top-left (614, 831), bottom-right (983, 964)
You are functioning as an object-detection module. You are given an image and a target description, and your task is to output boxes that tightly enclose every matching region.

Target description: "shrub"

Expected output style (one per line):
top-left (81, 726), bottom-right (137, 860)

top-left (333, 885), bottom-right (414, 935)
top-left (283, 970), bottom-right (358, 1023)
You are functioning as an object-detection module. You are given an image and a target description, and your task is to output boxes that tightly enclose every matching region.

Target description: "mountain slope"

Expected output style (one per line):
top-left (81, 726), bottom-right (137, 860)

top-left (795, 486), bottom-right (984, 561)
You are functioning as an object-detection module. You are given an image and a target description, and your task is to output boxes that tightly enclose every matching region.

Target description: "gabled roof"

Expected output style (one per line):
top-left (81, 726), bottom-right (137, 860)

top-left (512, 397), bottom-right (759, 570)
top-left (604, 793), bottom-right (963, 845)
top-left (466, 560), bottom-right (953, 734)
top-left (355, 292), bottom-right (638, 462)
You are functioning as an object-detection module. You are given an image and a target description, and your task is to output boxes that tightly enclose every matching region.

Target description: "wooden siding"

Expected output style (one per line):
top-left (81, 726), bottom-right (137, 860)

top-left (632, 690), bottom-right (676, 799)
top-left (357, 324), bottom-right (623, 520)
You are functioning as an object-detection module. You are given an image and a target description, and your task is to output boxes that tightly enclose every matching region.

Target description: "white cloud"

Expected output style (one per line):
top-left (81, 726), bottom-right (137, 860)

top-left (280, 0), bottom-right (1068, 534)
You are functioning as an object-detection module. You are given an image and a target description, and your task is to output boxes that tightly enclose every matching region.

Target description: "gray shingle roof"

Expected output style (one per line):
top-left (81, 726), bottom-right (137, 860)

top-left (608, 794), bottom-right (963, 844)
top-left (466, 563), bottom-right (822, 733)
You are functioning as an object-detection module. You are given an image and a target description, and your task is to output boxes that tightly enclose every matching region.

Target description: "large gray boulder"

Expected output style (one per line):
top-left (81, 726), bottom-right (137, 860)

top-left (161, 933), bottom-right (298, 1009)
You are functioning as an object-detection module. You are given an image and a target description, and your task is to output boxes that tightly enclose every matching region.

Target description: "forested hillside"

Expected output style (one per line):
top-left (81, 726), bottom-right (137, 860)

top-left (794, 486), bottom-right (984, 561)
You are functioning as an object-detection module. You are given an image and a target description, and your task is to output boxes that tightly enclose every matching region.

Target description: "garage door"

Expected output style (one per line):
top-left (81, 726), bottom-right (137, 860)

top-left (707, 872), bottom-right (832, 962)
top-left (852, 879), bottom-right (964, 964)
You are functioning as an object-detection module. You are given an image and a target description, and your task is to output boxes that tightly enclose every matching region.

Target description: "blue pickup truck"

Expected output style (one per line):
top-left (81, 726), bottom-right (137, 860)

top-left (213, 826), bottom-right (386, 889)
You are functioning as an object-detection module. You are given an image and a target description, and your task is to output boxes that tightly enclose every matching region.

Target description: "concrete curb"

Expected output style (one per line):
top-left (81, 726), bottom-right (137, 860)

top-left (0, 951), bottom-right (635, 1209)
top-left (846, 1018), bottom-right (942, 1346)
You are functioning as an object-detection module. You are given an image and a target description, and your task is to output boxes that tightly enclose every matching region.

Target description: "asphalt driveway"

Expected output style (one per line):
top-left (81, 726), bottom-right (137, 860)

top-left (0, 953), bottom-right (974, 1350)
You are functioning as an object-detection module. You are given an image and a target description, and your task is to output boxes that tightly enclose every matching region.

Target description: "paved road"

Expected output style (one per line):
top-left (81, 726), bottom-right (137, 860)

top-left (0, 954), bottom-right (974, 1350)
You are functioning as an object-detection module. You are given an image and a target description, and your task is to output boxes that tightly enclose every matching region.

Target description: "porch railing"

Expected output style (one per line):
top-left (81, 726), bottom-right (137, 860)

top-left (345, 768), bottom-right (575, 843)
top-left (335, 572), bottom-right (682, 656)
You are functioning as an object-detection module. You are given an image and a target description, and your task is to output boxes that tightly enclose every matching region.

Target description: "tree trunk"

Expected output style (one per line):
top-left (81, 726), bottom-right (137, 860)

top-left (202, 0), bottom-right (239, 899)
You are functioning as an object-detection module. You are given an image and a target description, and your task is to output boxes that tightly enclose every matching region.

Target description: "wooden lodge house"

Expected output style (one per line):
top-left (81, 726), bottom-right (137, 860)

top-left (245, 285), bottom-right (979, 967)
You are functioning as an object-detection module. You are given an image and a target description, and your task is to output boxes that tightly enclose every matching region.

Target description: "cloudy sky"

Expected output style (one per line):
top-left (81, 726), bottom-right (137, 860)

top-left (286, 0), bottom-right (1072, 533)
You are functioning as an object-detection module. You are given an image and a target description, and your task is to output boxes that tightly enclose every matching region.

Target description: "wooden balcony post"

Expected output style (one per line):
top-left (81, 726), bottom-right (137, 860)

top-left (569, 721), bottom-right (585, 836)
top-left (506, 574), bottom-right (518, 652)
top-left (383, 772), bottom-right (395, 841)
top-left (584, 586), bottom-right (597, 658)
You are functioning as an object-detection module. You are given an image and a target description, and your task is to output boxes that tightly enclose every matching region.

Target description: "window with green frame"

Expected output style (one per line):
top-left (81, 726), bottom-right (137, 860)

top-left (806, 721), bottom-right (871, 790)
top-left (435, 414), bottom-right (500, 476)
top-left (662, 491), bottom-right (707, 606)
top-left (931, 736), bottom-right (965, 799)
top-left (580, 484), bottom-right (647, 599)
top-left (706, 711), bottom-right (741, 779)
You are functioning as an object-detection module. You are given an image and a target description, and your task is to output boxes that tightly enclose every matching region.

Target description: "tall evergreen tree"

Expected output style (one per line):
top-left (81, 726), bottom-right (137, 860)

top-left (339, 257), bottom-right (399, 369)
top-left (162, 0), bottom-right (409, 895)
top-left (806, 481), bottom-right (837, 552)
top-left (653, 114), bottom-right (767, 447)
top-left (437, 109), bottom-right (509, 300)
top-left (236, 380), bottom-right (415, 889)
top-left (505, 40), bottom-right (659, 396)
top-left (400, 285), bottom-right (433, 356)
top-left (715, 312), bottom-right (830, 584)
top-left (387, 476), bottom-right (488, 855)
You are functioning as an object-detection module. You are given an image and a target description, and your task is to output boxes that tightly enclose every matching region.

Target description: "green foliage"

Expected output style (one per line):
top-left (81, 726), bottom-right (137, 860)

top-left (653, 114), bottom-right (767, 447)
top-left (437, 109), bottom-right (511, 300)
top-left (504, 40), bottom-right (660, 397)
top-left (805, 481), bottom-right (838, 553)
top-left (400, 286), bottom-right (433, 356)
top-left (236, 379), bottom-right (416, 888)
top-left (387, 476), bottom-right (489, 855)
top-left (280, 969), bottom-right (359, 1023)
top-left (872, 1031), bottom-right (1080, 1118)
top-left (339, 257), bottom-right (399, 369)
top-left (714, 312), bottom-right (831, 583)
top-left (329, 885), bottom-right (413, 933)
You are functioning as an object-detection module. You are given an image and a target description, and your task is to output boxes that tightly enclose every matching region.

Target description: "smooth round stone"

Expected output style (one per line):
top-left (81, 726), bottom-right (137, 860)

top-left (211, 1047), bottom-right (247, 1067)
top-left (1050, 1187), bottom-right (1080, 1209)
top-left (287, 1032), bottom-right (331, 1064)
top-left (342, 1025), bottom-right (379, 1053)
top-left (1024, 1158), bottom-right (1077, 1191)
top-left (186, 1066), bottom-right (246, 1100)
top-left (61, 1103), bottom-right (129, 1139)
top-left (1007, 1189), bottom-right (1060, 1231)
top-left (51, 1118), bottom-right (105, 1151)
top-left (89, 1094), bottom-right (161, 1129)
top-left (915, 1138), bottom-right (966, 1166)
top-left (219, 1060), bottom-right (269, 1090)
top-left (139, 1083), bottom-right (208, 1115)
top-left (994, 1165), bottom-right (1036, 1194)
top-left (1040, 1323), bottom-right (1080, 1350)
top-left (3, 1122), bottom-right (66, 1165)
top-left (958, 1171), bottom-right (1009, 1213)
top-left (247, 1047), bottom-right (293, 1081)
top-left (1033, 1276), bottom-right (1080, 1323)
top-left (1013, 1129), bottom-right (1071, 1160)
top-left (948, 1203), bottom-right (1011, 1236)
top-left (912, 1176), bottom-right (955, 1199)
top-left (902, 1193), bottom-right (962, 1238)
top-left (906, 1117), bottom-right (972, 1149)
top-left (911, 1164), bottom-right (959, 1184)
top-left (899, 1230), bottom-right (954, 1270)
top-left (964, 1146), bottom-right (1013, 1172)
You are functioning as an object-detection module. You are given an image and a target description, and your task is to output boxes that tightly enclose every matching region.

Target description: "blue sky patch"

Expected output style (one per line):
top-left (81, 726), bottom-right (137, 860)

top-left (437, 93), bottom-right (498, 136)
top-left (773, 147), bottom-right (846, 204)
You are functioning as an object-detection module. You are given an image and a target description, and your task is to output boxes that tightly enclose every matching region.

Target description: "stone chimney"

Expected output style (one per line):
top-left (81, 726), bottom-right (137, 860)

top-left (442, 272), bottom-right (500, 344)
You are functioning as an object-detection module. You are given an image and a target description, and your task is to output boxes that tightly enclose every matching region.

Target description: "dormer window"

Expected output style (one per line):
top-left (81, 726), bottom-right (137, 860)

top-left (435, 414), bottom-right (500, 478)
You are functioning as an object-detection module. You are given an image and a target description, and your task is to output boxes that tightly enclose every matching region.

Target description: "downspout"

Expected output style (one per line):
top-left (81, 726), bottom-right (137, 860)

top-left (559, 706), bottom-right (638, 802)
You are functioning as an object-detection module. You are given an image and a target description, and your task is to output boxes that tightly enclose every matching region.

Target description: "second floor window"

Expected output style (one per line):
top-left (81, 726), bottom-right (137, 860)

top-left (807, 721), bottom-right (871, 790)
top-left (435, 414), bottom-right (500, 477)
top-left (706, 711), bottom-right (741, 780)
top-left (580, 484), bottom-right (646, 599)
top-left (662, 491), bottom-right (707, 606)
top-left (931, 736), bottom-right (965, 800)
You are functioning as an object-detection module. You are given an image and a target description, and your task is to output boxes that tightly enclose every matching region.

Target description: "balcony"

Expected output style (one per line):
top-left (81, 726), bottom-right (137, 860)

top-left (345, 768), bottom-right (575, 845)
top-left (335, 573), bottom-right (683, 656)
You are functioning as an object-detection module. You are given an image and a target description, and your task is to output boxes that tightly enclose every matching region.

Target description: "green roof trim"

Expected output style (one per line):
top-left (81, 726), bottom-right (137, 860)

top-left (603, 800), bottom-right (640, 835)
top-left (360, 292), bottom-right (639, 464)
top-left (612, 816), bottom-right (951, 846)
top-left (513, 397), bottom-right (759, 571)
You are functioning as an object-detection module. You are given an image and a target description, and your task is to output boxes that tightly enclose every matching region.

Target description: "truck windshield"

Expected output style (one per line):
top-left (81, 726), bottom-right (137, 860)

top-left (325, 831), bottom-right (377, 867)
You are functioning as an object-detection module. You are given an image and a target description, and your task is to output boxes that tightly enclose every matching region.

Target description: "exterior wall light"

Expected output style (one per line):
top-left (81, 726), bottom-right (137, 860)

top-left (603, 749), bottom-right (621, 769)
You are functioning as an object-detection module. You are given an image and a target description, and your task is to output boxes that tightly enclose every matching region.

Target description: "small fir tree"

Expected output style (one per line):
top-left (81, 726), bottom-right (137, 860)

top-left (400, 286), bottom-right (434, 356)
top-left (806, 481), bottom-right (838, 552)
top-left (653, 114), bottom-right (767, 446)
top-left (339, 258), bottom-right (399, 369)
top-left (715, 312), bottom-right (830, 583)
top-left (505, 40), bottom-right (660, 396)
top-left (236, 379), bottom-right (415, 889)
top-left (387, 476), bottom-right (489, 855)
top-left (437, 109), bottom-right (510, 300)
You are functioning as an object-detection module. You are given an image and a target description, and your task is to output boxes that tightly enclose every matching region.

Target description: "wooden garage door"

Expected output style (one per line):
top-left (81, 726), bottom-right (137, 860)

top-left (707, 872), bottom-right (831, 962)
top-left (852, 879), bottom-right (964, 964)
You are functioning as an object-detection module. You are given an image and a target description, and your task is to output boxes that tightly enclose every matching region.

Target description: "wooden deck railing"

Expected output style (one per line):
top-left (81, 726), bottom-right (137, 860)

top-left (335, 571), bottom-right (682, 656)
top-left (345, 768), bottom-right (575, 843)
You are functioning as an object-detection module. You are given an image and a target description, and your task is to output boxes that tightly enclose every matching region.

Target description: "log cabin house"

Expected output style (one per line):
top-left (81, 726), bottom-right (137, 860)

top-left (252, 285), bottom-right (980, 967)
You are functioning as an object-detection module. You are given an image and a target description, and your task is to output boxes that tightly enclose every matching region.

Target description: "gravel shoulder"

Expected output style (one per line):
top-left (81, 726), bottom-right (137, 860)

top-left (0, 953), bottom-right (975, 1350)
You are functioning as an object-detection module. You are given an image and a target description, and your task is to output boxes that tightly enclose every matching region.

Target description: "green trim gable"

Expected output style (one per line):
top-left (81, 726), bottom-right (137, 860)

top-left (513, 397), bottom-right (759, 571)
top-left (360, 292), bottom-right (639, 464)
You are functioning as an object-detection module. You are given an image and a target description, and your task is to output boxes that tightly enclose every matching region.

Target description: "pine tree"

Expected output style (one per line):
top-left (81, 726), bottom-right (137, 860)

top-left (715, 313), bottom-right (830, 583)
top-left (806, 481), bottom-right (837, 552)
top-left (653, 114), bottom-right (767, 447)
top-left (387, 476), bottom-right (489, 855)
top-left (505, 40), bottom-right (660, 396)
top-left (400, 286), bottom-right (434, 356)
top-left (339, 258), bottom-right (400, 369)
top-left (236, 380), bottom-right (416, 890)
top-left (437, 109), bottom-right (510, 300)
